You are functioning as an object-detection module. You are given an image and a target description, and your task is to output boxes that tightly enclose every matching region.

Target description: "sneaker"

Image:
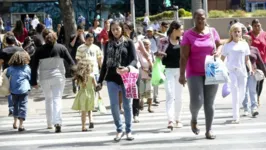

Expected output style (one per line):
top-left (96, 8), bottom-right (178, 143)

top-left (133, 116), bottom-right (140, 123)
top-left (243, 110), bottom-right (249, 116)
top-left (231, 120), bottom-right (240, 124)
top-left (55, 124), bottom-right (61, 133)
top-left (175, 121), bottom-right (183, 128)
top-left (252, 110), bottom-right (259, 117)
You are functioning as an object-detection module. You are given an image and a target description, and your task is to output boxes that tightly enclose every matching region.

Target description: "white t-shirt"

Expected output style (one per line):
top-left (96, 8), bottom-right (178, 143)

top-left (144, 16), bottom-right (150, 25)
top-left (152, 23), bottom-right (160, 31)
top-left (222, 41), bottom-right (250, 76)
top-left (76, 44), bottom-right (103, 75)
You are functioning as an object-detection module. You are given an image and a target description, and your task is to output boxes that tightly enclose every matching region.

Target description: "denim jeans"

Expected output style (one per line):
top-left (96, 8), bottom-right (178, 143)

top-left (243, 75), bottom-right (258, 111)
top-left (8, 94), bottom-right (13, 113)
top-left (40, 77), bottom-right (65, 126)
top-left (12, 93), bottom-right (28, 120)
top-left (107, 81), bottom-right (133, 133)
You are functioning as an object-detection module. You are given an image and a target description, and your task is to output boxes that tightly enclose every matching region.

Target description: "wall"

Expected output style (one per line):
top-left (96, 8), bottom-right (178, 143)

top-left (208, 0), bottom-right (231, 10)
top-left (181, 17), bottom-right (266, 39)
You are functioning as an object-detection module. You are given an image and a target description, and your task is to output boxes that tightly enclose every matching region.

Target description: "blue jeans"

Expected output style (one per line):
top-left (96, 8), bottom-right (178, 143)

top-left (12, 93), bottom-right (28, 120)
top-left (107, 82), bottom-right (133, 133)
top-left (243, 75), bottom-right (258, 111)
top-left (8, 95), bottom-right (13, 113)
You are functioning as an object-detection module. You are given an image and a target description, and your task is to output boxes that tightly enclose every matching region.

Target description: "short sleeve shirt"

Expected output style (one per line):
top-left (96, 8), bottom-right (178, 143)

top-left (76, 44), bottom-right (102, 75)
top-left (222, 41), bottom-right (250, 76)
top-left (181, 28), bottom-right (220, 78)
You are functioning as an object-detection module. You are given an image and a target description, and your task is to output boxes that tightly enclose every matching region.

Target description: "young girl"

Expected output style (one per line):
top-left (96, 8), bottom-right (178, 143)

top-left (6, 51), bottom-right (31, 131)
top-left (71, 61), bottom-right (96, 131)
top-left (221, 23), bottom-right (253, 124)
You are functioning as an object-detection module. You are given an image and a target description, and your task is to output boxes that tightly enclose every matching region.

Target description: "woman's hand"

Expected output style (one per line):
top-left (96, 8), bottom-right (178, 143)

top-left (249, 70), bottom-right (254, 76)
top-left (179, 75), bottom-right (187, 87)
top-left (95, 83), bottom-right (102, 92)
top-left (116, 66), bottom-right (129, 75)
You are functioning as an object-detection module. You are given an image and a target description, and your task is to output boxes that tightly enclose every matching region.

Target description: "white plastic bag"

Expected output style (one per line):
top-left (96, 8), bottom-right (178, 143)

top-left (205, 55), bottom-right (229, 85)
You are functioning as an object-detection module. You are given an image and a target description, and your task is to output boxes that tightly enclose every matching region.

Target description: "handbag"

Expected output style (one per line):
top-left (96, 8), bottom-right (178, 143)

top-left (0, 69), bottom-right (10, 96)
top-left (254, 69), bottom-right (265, 81)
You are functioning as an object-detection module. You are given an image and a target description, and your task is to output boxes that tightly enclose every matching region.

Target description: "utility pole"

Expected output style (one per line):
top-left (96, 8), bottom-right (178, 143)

top-left (145, 0), bottom-right (149, 16)
top-left (203, 0), bottom-right (208, 17)
top-left (130, 0), bottom-right (136, 30)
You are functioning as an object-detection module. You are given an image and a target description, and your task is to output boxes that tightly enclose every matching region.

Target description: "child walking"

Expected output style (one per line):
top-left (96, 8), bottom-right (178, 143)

top-left (71, 61), bottom-right (96, 131)
top-left (6, 51), bottom-right (31, 131)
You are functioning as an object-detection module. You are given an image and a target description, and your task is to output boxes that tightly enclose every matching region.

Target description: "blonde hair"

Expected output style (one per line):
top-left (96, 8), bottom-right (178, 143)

top-left (227, 23), bottom-right (244, 43)
top-left (8, 51), bottom-right (30, 66)
top-left (142, 39), bottom-right (151, 45)
top-left (72, 60), bottom-right (93, 87)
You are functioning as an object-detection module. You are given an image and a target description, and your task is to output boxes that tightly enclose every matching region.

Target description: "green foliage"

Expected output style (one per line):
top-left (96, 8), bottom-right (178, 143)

top-left (232, 10), bottom-right (246, 17)
top-left (178, 8), bottom-right (186, 17)
top-left (136, 11), bottom-right (174, 23)
top-left (252, 10), bottom-right (266, 17)
top-left (208, 10), bottom-right (229, 18)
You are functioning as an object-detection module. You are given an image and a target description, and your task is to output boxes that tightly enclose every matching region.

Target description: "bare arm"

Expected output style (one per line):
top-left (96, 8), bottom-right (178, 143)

top-left (246, 56), bottom-right (253, 74)
top-left (179, 45), bottom-right (190, 86)
top-left (70, 35), bottom-right (77, 47)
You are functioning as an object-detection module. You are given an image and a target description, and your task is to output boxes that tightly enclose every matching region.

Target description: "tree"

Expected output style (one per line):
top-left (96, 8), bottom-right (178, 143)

top-left (191, 0), bottom-right (202, 14)
top-left (58, 0), bottom-right (76, 49)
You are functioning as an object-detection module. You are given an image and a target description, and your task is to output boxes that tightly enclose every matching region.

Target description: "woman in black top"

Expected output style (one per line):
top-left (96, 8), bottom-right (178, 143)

top-left (31, 29), bottom-right (75, 133)
top-left (97, 21), bottom-right (137, 141)
top-left (158, 21), bottom-right (184, 130)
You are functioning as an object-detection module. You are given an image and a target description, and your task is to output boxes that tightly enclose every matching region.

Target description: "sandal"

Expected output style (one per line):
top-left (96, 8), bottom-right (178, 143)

top-left (191, 121), bottom-right (200, 135)
top-left (18, 127), bottom-right (25, 132)
top-left (82, 128), bottom-right (88, 132)
top-left (205, 131), bottom-right (216, 140)
top-left (13, 123), bottom-right (17, 129)
top-left (114, 132), bottom-right (124, 142)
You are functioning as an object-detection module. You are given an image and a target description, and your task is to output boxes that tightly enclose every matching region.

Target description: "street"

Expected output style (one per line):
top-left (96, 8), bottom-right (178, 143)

top-left (0, 78), bottom-right (266, 150)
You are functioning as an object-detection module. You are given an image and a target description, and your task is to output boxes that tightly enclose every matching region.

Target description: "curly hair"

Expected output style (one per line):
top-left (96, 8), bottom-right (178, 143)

top-left (8, 51), bottom-right (30, 66)
top-left (72, 61), bottom-right (93, 87)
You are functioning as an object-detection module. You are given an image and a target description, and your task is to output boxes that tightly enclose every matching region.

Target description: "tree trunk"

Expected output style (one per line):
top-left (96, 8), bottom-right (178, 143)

top-left (191, 0), bottom-right (203, 14)
top-left (58, 0), bottom-right (76, 77)
top-left (58, 0), bottom-right (76, 50)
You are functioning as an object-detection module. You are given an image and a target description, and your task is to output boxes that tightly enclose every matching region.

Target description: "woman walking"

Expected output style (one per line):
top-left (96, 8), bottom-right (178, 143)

top-left (157, 21), bottom-right (184, 130)
top-left (221, 23), bottom-right (253, 124)
top-left (242, 35), bottom-right (266, 117)
top-left (31, 29), bottom-right (75, 133)
top-left (179, 9), bottom-right (222, 139)
top-left (248, 19), bottom-right (266, 106)
top-left (97, 21), bottom-right (137, 141)
top-left (13, 20), bottom-right (28, 43)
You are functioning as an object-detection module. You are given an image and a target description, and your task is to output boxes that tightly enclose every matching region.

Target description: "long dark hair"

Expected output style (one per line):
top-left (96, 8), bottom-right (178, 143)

top-left (108, 21), bottom-right (125, 41)
top-left (124, 21), bottom-right (137, 40)
top-left (13, 20), bottom-right (24, 36)
top-left (167, 21), bottom-right (182, 39)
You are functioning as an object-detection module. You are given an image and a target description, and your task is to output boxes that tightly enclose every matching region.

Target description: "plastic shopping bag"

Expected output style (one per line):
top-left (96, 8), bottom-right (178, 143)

top-left (120, 66), bottom-right (139, 99)
top-left (151, 58), bottom-right (165, 86)
top-left (205, 55), bottom-right (229, 85)
top-left (98, 98), bottom-right (107, 114)
top-left (222, 83), bottom-right (231, 98)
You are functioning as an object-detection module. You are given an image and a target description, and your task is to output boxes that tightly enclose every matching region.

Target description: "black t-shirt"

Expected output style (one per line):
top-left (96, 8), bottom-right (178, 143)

top-left (70, 34), bottom-right (85, 61)
top-left (162, 42), bottom-right (180, 68)
top-left (0, 46), bottom-right (24, 69)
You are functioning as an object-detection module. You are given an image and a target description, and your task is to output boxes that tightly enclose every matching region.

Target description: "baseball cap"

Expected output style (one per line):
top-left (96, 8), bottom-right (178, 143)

top-left (147, 26), bottom-right (154, 31)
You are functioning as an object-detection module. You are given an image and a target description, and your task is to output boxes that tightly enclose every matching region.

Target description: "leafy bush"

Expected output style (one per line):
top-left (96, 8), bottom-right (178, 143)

top-left (232, 10), bottom-right (246, 17)
top-left (209, 10), bottom-right (229, 18)
top-left (178, 8), bottom-right (186, 17)
top-left (225, 9), bottom-right (235, 14)
top-left (184, 11), bottom-right (192, 17)
top-left (136, 11), bottom-right (174, 23)
top-left (252, 10), bottom-right (266, 17)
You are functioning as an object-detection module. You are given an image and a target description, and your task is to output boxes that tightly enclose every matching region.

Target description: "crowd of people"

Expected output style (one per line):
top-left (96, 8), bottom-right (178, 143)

top-left (0, 8), bottom-right (265, 142)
